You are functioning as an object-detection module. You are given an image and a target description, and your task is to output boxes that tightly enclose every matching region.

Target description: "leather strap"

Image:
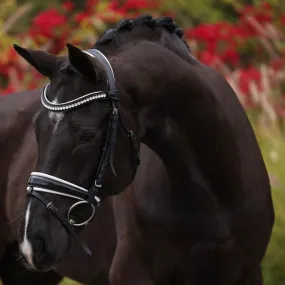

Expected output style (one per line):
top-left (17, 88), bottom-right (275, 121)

top-left (28, 175), bottom-right (99, 207)
top-left (28, 188), bottom-right (92, 256)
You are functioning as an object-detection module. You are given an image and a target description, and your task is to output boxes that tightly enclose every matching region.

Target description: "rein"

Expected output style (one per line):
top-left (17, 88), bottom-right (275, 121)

top-left (26, 49), bottom-right (140, 255)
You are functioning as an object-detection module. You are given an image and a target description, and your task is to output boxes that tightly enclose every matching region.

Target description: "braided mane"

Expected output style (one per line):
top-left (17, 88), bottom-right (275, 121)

top-left (93, 15), bottom-right (190, 51)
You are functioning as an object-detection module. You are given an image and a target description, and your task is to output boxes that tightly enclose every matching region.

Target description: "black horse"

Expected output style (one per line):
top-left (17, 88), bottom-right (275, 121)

top-left (0, 16), bottom-right (183, 285)
top-left (11, 14), bottom-right (274, 284)
top-left (1, 16), bottom-right (191, 284)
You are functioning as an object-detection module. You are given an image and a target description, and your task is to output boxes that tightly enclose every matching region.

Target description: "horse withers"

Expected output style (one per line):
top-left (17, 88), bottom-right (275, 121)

top-left (12, 15), bottom-right (274, 285)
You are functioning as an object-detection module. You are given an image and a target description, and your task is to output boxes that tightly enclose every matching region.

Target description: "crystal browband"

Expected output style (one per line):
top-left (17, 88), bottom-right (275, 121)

top-left (41, 85), bottom-right (121, 112)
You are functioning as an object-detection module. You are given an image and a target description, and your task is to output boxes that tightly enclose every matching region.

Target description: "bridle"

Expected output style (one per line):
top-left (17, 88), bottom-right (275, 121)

top-left (26, 49), bottom-right (140, 255)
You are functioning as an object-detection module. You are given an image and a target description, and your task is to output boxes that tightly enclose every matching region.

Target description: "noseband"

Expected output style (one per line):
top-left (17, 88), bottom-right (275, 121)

top-left (26, 49), bottom-right (140, 255)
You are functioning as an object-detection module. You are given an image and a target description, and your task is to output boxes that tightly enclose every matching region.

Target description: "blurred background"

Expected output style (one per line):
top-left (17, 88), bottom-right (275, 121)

top-left (0, 0), bottom-right (285, 284)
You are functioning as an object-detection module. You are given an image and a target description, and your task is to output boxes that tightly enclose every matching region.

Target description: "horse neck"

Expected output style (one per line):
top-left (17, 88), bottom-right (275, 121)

top-left (134, 87), bottom-right (224, 220)
top-left (142, 115), bottom-right (211, 196)
top-left (109, 41), bottom-right (237, 198)
top-left (125, 46), bottom-right (249, 216)
top-left (110, 43), bottom-right (217, 211)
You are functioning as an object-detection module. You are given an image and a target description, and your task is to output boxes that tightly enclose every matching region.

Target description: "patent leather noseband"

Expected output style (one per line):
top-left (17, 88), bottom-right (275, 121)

top-left (27, 49), bottom-right (140, 255)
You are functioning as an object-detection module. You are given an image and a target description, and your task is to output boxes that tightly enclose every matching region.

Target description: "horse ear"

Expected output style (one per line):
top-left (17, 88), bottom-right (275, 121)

top-left (13, 44), bottom-right (56, 78)
top-left (66, 43), bottom-right (98, 81)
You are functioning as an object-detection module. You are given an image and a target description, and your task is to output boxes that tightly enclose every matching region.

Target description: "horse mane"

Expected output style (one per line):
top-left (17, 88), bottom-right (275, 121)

top-left (93, 15), bottom-right (190, 51)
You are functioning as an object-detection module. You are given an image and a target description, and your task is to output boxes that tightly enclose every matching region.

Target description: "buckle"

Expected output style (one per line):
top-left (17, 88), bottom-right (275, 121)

top-left (108, 90), bottom-right (120, 100)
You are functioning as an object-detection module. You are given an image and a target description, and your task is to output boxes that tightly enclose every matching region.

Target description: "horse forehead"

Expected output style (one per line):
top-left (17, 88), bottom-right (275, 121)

top-left (48, 98), bottom-right (64, 132)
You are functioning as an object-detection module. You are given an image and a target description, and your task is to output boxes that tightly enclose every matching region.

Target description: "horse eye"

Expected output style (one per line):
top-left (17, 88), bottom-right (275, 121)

top-left (78, 130), bottom-right (96, 143)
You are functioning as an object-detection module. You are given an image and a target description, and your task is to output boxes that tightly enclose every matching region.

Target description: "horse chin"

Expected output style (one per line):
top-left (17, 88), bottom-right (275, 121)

top-left (20, 253), bottom-right (57, 273)
top-left (29, 263), bottom-right (55, 273)
top-left (37, 264), bottom-right (57, 273)
top-left (32, 249), bottom-right (66, 273)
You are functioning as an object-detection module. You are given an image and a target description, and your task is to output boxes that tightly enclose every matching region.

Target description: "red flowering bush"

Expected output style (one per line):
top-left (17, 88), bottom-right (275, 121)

top-left (30, 9), bottom-right (68, 38)
top-left (0, 0), bottom-right (285, 124)
top-left (185, 1), bottom-right (285, 120)
top-left (0, 0), bottom-right (168, 95)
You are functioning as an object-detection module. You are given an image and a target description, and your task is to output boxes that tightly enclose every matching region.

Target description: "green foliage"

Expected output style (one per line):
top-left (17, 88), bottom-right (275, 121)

top-left (247, 118), bottom-right (285, 285)
top-left (60, 278), bottom-right (82, 285)
top-left (161, 0), bottom-right (236, 26)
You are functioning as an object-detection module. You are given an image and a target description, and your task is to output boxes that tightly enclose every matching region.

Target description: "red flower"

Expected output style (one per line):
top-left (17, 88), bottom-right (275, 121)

top-left (62, 1), bottom-right (74, 11)
top-left (86, 0), bottom-right (98, 9)
top-left (260, 2), bottom-right (272, 11)
top-left (28, 82), bottom-right (38, 90)
top-left (221, 48), bottom-right (240, 66)
top-left (238, 19), bottom-right (258, 37)
top-left (191, 24), bottom-right (218, 42)
top-left (108, 0), bottom-right (159, 13)
top-left (115, 7), bottom-right (128, 15)
top-left (240, 5), bottom-right (254, 15)
top-left (270, 57), bottom-right (285, 71)
top-left (7, 48), bottom-right (18, 64)
top-left (281, 15), bottom-right (285, 25)
top-left (239, 67), bottom-right (261, 94)
top-left (30, 9), bottom-right (67, 38)
top-left (206, 41), bottom-right (216, 53)
top-left (255, 13), bottom-right (272, 23)
top-left (240, 2), bottom-right (272, 25)
top-left (0, 84), bottom-right (17, 95)
top-left (190, 22), bottom-right (236, 43)
top-left (108, 0), bottom-right (119, 10)
top-left (75, 12), bottom-right (89, 23)
top-left (0, 66), bottom-right (9, 76)
top-left (123, 0), bottom-right (158, 10)
top-left (199, 51), bottom-right (219, 66)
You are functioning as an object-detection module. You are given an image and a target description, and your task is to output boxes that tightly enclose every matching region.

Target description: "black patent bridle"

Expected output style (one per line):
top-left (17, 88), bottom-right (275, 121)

top-left (26, 49), bottom-right (140, 255)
